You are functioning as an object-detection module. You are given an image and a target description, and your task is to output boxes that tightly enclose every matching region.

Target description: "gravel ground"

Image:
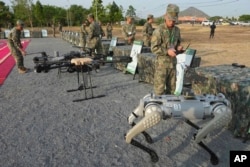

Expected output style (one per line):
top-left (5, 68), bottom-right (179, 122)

top-left (0, 38), bottom-right (249, 167)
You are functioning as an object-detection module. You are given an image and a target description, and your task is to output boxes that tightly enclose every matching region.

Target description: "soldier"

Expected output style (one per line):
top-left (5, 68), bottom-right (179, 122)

top-left (142, 14), bottom-right (154, 47)
top-left (151, 4), bottom-right (183, 95)
top-left (86, 14), bottom-right (102, 54)
top-left (58, 22), bottom-right (63, 32)
top-left (80, 19), bottom-right (89, 50)
top-left (98, 21), bottom-right (105, 39)
top-left (210, 22), bottom-right (216, 39)
top-left (52, 23), bottom-right (56, 37)
top-left (106, 22), bottom-right (113, 39)
top-left (7, 20), bottom-right (28, 74)
top-left (122, 15), bottom-right (136, 45)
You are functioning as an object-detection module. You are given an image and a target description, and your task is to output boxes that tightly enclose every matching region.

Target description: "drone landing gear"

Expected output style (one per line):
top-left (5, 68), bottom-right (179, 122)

top-left (67, 65), bottom-right (105, 102)
top-left (185, 119), bottom-right (219, 165)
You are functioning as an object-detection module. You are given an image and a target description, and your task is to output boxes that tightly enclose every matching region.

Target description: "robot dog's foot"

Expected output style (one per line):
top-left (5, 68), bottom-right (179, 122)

top-left (198, 142), bottom-right (219, 165)
top-left (130, 139), bottom-right (159, 163)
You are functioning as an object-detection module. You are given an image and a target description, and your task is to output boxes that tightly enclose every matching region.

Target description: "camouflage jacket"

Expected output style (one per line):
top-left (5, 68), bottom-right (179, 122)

top-left (87, 21), bottom-right (101, 40)
top-left (151, 24), bottom-right (181, 68)
top-left (8, 27), bottom-right (23, 50)
top-left (106, 25), bottom-right (113, 33)
top-left (142, 22), bottom-right (154, 37)
top-left (80, 24), bottom-right (88, 35)
top-left (122, 23), bottom-right (136, 40)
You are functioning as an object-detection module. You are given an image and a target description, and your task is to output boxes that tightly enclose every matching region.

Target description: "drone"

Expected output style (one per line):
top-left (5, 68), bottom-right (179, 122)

top-left (31, 49), bottom-right (132, 102)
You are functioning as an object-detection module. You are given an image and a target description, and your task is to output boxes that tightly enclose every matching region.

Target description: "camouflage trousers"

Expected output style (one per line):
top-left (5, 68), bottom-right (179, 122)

top-left (8, 45), bottom-right (24, 68)
top-left (143, 36), bottom-right (151, 47)
top-left (87, 37), bottom-right (102, 54)
top-left (107, 32), bottom-right (112, 39)
top-left (154, 66), bottom-right (176, 95)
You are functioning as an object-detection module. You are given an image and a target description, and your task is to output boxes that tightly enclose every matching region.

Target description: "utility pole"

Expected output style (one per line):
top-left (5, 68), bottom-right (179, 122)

top-left (95, 0), bottom-right (98, 21)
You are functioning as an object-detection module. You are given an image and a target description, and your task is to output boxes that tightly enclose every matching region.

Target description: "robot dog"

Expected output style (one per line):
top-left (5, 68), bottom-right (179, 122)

top-left (125, 93), bottom-right (232, 165)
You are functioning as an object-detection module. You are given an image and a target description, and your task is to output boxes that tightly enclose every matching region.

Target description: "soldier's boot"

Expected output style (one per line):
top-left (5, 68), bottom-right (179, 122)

top-left (18, 67), bottom-right (28, 74)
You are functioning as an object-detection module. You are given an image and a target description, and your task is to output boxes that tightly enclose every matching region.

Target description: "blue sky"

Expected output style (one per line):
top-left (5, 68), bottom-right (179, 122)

top-left (3, 0), bottom-right (250, 18)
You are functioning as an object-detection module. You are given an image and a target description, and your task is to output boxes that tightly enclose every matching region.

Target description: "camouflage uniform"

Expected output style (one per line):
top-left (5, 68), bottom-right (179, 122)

top-left (80, 22), bottom-right (88, 49)
top-left (87, 21), bottom-right (102, 54)
top-left (142, 15), bottom-right (154, 47)
top-left (122, 22), bottom-right (136, 45)
top-left (151, 4), bottom-right (181, 95)
top-left (106, 24), bottom-right (113, 39)
top-left (7, 27), bottom-right (24, 68)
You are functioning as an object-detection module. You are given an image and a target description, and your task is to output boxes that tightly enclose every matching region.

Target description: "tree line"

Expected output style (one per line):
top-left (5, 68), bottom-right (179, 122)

top-left (0, 0), bottom-right (135, 28)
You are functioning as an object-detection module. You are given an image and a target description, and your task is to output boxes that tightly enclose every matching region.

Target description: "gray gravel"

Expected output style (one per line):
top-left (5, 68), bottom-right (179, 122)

top-left (0, 38), bottom-right (249, 167)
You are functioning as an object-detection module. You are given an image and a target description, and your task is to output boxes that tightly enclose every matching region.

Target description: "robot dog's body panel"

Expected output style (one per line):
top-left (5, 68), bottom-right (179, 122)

top-left (125, 93), bottom-right (232, 165)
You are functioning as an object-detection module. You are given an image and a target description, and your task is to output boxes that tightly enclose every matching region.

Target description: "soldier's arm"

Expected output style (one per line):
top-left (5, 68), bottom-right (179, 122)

top-left (11, 29), bottom-right (23, 50)
top-left (142, 23), bottom-right (148, 37)
top-left (122, 25), bottom-right (128, 39)
top-left (132, 24), bottom-right (136, 38)
top-left (88, 24), bottom-right (94, 40)
top-left (151, 29), bottom-right (166, 56)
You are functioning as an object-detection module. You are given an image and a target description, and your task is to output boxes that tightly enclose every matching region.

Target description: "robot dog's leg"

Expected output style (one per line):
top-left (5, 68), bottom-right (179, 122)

top-left (131, 122), bottom-right (153, 144)
top-left (125, 104), bottom-right (162, 162)
top-left (195, 104), bottom-right (232, 165)
top-left (128, 100), bottom-right (154, 143)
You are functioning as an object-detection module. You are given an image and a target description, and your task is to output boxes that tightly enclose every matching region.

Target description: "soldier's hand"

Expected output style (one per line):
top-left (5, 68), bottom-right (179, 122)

top-left (167, 48), bottom-right (176, 57)
top-left (177, 45), bottom-right (184, 52)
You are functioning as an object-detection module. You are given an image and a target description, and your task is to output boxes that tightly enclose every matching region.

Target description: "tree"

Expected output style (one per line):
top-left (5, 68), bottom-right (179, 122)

top-left (105, 1), bottom-right (123, 23)
top-left (69, 5), bottom-right (89, 26)
top-left (125, 5), bottom-right (136, 17)
top-left (0, 1), bottom-right (14, 27)
top-left (11, 0), bottom-right (34, 28)
top-left (43, 5), bottom-right (67, 26)
top-left (238, 15), bottom-right (250, 22)
top-left (34, 0), bottom-right (44, 26)
top-left (90, 0), bottom-right (105, 22)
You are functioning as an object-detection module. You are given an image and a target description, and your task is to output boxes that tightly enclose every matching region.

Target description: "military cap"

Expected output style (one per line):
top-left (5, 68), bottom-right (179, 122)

top-left (16, 20), bottom-right (24, 26)
top-left (87, 13), bottom-right (94, 19)
top-left (166, 4), bottom-right (179, 21)
top-left (147, 14), bottom-right (154, 19)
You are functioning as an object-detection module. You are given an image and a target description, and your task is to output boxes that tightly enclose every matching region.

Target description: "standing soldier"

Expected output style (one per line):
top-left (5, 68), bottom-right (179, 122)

top-left (106, 22), bottom-right (113, 39)
top-left (209, 22), bottom-right (216, 39)
top-left (52, 23), bottom-right (56, 37)
top-left (86, 14), bottom-right (102, 54)
top-left (122, 15), bottom-right (136, 45)
top-left (151, 4), bottom-right (183, 95)
top-left (142, 14), bottom-right (154, 47)
top-left (98, 21), bottom-right (105, 39)
top-left (58, 22), bottom-right (63, 33)
top-left (7, 20), bottom-right (28, 74)
top-left (80, 19), bottom-right (89, 50)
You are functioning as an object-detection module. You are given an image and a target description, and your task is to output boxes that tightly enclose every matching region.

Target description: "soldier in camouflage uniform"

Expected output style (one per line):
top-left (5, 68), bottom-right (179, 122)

top-left (142, 14), bottom-right (154, 47)
top-left (151, 4), bottom-right (183, 95)
top-left (86, 14), bottom-right (102, 54)
top-left (7, 20), bottom-right (28, 74)
top-left (106, 22), bottom-right (113, 39)
top-left (80, 19), bottom-right (89, 50)
top-left (98, 21), bottom-right (105, 39)
top-left (122, 15), bottom-right (136, 45)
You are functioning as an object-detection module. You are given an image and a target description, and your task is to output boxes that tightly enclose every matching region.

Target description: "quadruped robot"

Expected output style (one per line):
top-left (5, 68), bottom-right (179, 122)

top-left (125, 93), bottom-right (232, 165)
